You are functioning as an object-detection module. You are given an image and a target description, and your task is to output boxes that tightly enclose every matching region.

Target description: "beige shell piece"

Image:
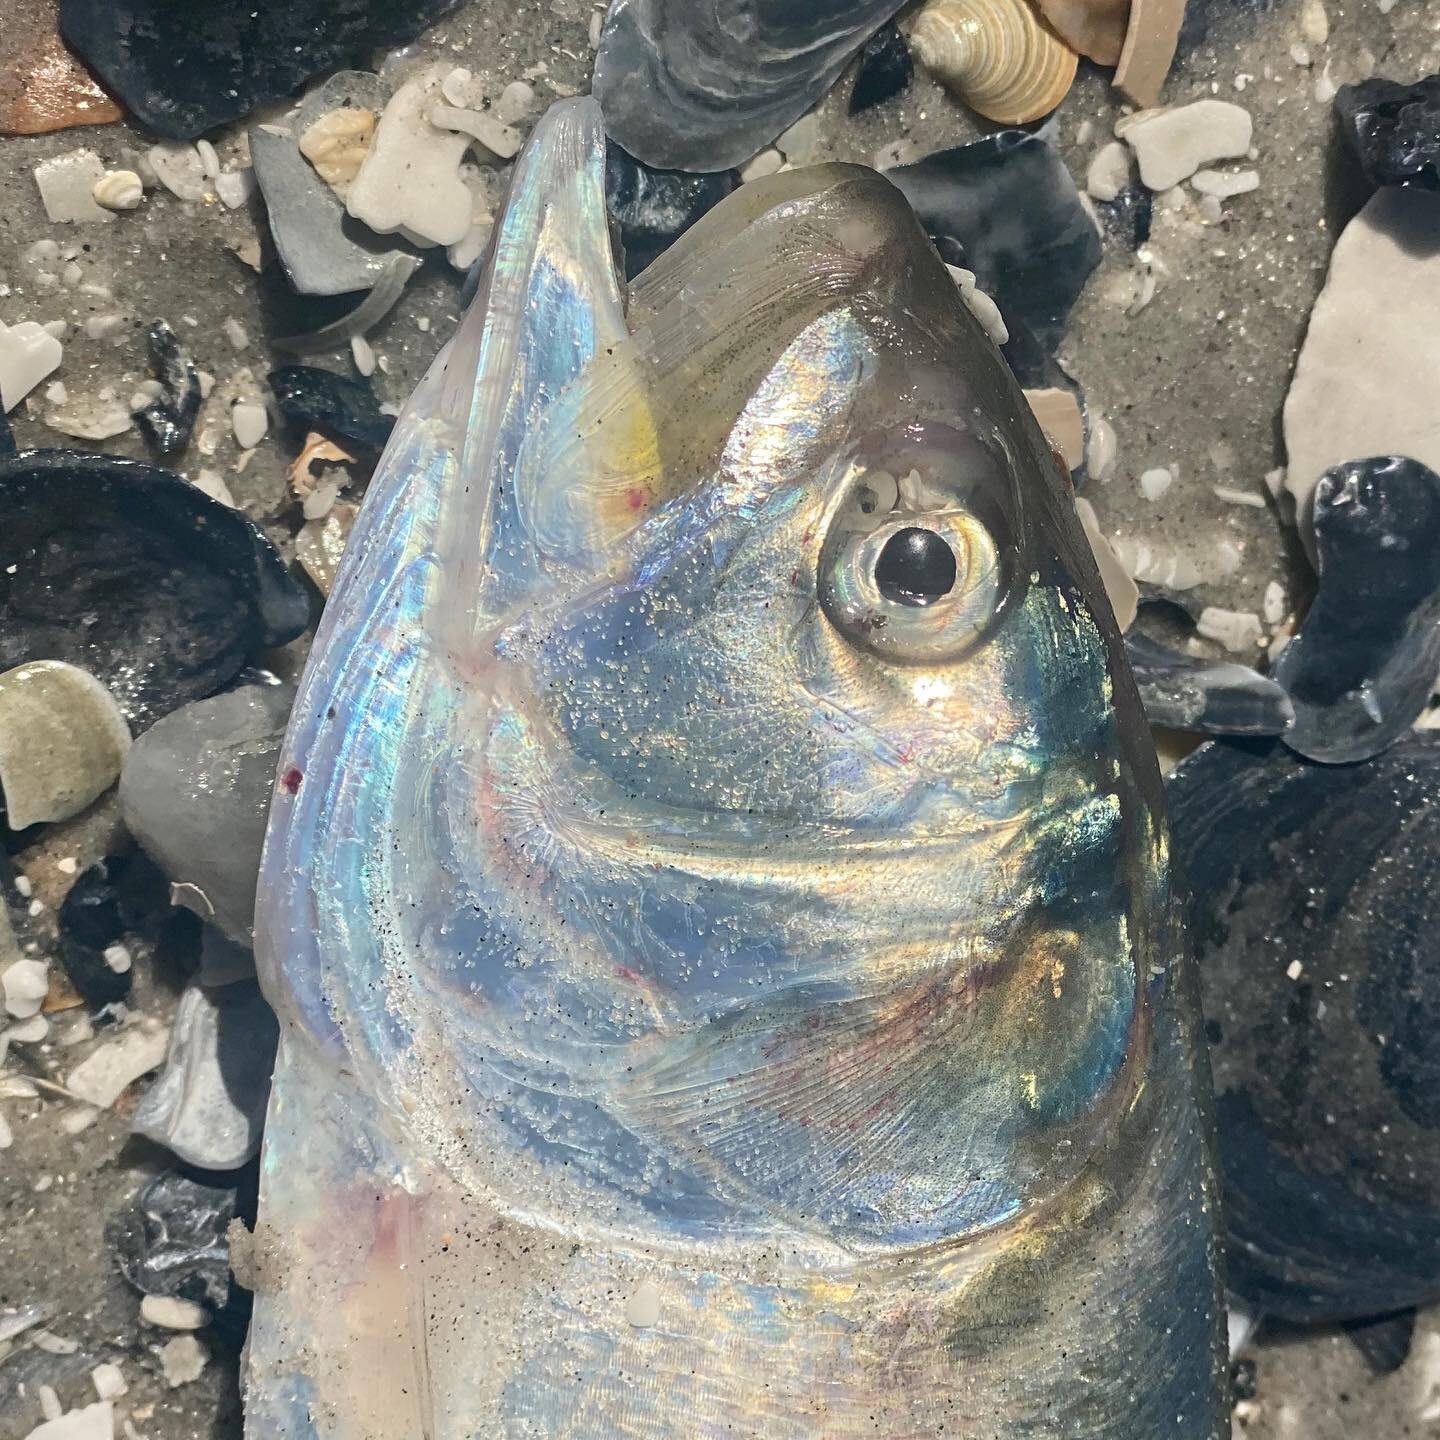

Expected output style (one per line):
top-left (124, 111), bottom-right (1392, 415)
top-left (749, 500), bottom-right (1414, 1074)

top-left (0, 660), bottom-right (132, 830)
top-left (1036, 0), bottom-right (1130, 65)
top-left (911, 0), bottom-right (1079, 126)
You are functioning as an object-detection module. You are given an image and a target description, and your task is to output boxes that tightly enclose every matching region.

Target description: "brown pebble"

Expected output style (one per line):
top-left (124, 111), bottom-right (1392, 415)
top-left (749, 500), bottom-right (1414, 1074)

top-left (0, 0), bottom-right (121, 136)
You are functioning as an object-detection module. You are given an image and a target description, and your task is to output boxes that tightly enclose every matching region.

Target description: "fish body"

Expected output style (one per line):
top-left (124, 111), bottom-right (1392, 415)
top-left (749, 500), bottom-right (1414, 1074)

top-left (246, 99), bottom-right (1226, 1438)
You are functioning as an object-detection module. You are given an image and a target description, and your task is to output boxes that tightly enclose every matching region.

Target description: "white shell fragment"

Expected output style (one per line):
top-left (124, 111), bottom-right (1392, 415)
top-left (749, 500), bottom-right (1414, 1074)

top-left (1139, 466), bottom-right (1174, 500)
top-left (946, 266), bottom-right (1009, 345)
top-left (65, 1019), bottom-right (170, 1108)
top-left (298, 108), bottom-right (376, 194)
top-left (230, 400), bottom-right (269, 449)
top-left (347, 68), bottom-right (473, 247)
top-left (1118, 101), bottom-right (1254, 191)
top-left (0, 661), bottom-right (131, 830)
top-left (431, 103), bottom-right (524, 160)
top-left (1190, 168), bottom-right (1259, 198)
top-left (33, 149), bottom-right (115, 224)
top-left (92, 170), bottom-right (144, 212)
top-left (1074, 498), bottom-right (1140, 631)
top-left (3, 958), bottom-right (49, 1020)
top-left (1197, 606), bottom-right (1264, 652)
top-left (141, 1295), bottom-right (207, 1331)
top-left (1283, 187), bottom-right (1440, 539)
top-left (159, 1334), bottom-right (207, 1388)
top-left (22, 1401), bottom-right (115, 1440)
top-left (147, 142), bottom-right (210, 202)
top-left (0, 320), bottom-right (63, 413)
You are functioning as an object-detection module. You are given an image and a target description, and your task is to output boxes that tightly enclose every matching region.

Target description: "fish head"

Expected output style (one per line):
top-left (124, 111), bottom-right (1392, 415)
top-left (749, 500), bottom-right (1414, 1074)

top-left (260, 99), bottom-right (1168, 1257)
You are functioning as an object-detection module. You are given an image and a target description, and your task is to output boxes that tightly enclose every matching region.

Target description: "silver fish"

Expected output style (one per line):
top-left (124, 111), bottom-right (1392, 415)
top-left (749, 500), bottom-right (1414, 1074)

top-left (245, 97), bottom-right (1226, 1438)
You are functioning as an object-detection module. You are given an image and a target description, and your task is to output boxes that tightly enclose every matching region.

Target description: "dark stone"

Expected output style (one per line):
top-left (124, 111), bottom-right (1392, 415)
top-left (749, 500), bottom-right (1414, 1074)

top-left (57, 851), bottom-right (173, 1007)
top-left (1335, 76), bottom-right (1440, 193)
top-left (1272, 456), bottom-right (1440, 764)
top-left (135, 321), bottom-right (201, 455)
top-left (0, 405), bottom-right (14, 459)
top-left (268, 364), bottom-right (394, 451)
top-left (848, 22), bottom-right (912, 114)
top-left (1168, 734), bottom-right (1440, 1323)
top-left (107, 1171), bottom-right (236, 1308)
top-left (0, 450), bottom-right (311, 729)
top-left (1341, 1310), bottom-right (1417, 1374)
top-left (885, 133), bottom-right (1103, 355)
top-left (1094, 185), bottom-right (1153, 249)
top-left (57, 0), bottom-right (464, 141)
top-left (593, 0), bottom-right (905, 171)
top-left (604, 143), bottom-right (740, 278)
top-left (1125, 632), bottom-right (1293, 736)
top-left (120, 684), bottom-right (294, 945)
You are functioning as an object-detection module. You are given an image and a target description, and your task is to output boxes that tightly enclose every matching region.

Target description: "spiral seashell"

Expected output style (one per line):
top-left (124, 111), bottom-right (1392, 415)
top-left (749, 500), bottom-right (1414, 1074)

top-left (911, 0), bottom-right (1079, 125)
top-left (0, 660), bottom-right (131, 830)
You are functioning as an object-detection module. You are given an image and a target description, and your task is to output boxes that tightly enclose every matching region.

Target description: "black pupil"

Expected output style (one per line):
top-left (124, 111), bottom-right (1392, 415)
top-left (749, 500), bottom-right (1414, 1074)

top-left (874, 527), bottom-right (957, 607)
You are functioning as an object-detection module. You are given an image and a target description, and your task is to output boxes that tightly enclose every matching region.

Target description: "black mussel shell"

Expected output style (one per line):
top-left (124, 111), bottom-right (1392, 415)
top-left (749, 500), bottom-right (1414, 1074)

top-left (1169, 735), bottom-right (1440, 1323)
top-left (1126, 632), bottom-right (1293, 736)
top-left (0, 451), bottom-right (310, 730)
top-left (1335, 75), bottom-right (1440, 193)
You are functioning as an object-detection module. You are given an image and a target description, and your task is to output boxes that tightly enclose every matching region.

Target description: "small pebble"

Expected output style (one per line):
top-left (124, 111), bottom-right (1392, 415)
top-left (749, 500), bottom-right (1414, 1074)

top-left (1119, 101), bottom-right (1254, 190)
top-left (1263, 581), bottom-right (1287, 625)
top-left (495, 80), bottom-right (536, 125)
top-left (39, 1385), bottom-right (63, 1422)
top-left (213, 170), bottom-right (257, 209)
top-left (191, 470), bottom-right (237, 508)
top-left (147, 142), bottom-right (209, 202)
top-left (230, 400), bottom-right (269, 450)
top-left (159, 1334), bottom-right (207, 1388)
top-left (102, 944), bottom-right (132, 975)
top-left (1086, 141), bottom-right (1133, 202)
top-left (222, 319), bottom-right (250, 352)
top-left (91, 1362), bottom-right (127, 1401)
top-left (31, 1329), bottom-right (78, 1355)
top-left (1300, 0), bottom-right (1329, 44)
top-left (0, 320), bottom-right (64, 413)
top-left (141, 1294), bottom-right (207, 1331)
top-left (351, 335), bottom-right (376, 377)
top-left (1087, 414), bottom-right (1118, 479)
top-left (1139, 466), bottom-right (1174, 500)
top-left (1286, 959), bottom-right (1304, 980)
top-left (92, 170), bottom-right (144, 212)
top-left (1191, 168), bottom-right (1260, 199)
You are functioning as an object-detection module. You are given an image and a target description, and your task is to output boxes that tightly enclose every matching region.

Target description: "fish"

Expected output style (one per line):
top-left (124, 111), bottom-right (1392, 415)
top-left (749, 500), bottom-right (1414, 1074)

top-left (244, 97), bottom-right (1227, 1438)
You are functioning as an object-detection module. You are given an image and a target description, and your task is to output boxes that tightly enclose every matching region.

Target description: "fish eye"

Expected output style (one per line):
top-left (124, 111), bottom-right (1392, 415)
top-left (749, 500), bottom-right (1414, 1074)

top-left (818, 427), bottom-right (1024, 664)
top-left (874, 527), bottom-right (957, 607)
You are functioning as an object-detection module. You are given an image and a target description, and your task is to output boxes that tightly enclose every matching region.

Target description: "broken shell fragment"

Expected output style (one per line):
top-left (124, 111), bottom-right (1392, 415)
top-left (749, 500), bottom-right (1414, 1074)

top-left (911, 0), bottom-right (1078, 127)
top-left (1036, 0), bottom-right (1129, 66)
top-left (0, 660), bottom-right (130, 831)
top-left (593, 0), bottom-right (906, 172)
top-left (1074, 497), bottom-right (1139, 631)
top-left (1273, 456), bottom-right (1440, 765)
top-left (1125, 632), bottom-right (1293, 736)
top-left (92, 169), bottom-right (144, 211)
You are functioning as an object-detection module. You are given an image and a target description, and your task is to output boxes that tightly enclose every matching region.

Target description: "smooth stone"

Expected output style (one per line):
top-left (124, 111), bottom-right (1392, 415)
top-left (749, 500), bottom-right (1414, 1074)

top-left (66, 1017), bottom-right (170, 1108)
top-left (146, 141), bottom-right (208, 202)
top-left (848, 22), bottom-right (913, 114)
top-left (132, 977), bottom-right (277, 1169)
top-left (119, 684), bottom-right (293, 945)
top-left (604, 144), bottom-right (739, 278)
top-left (57, 852), bottom-right (173, 1007)
top-left (0, 452), bottom-right (309, 729)
top-left (57, 0), bottom-right (463, 141)
top-left (249, 124), bottom-right (401, 297)
top-left (1335, 75), bottom-right (1440, 192)
top-left (1283, 188), bottom-right (1440, 537)
top-left (107, 1171), bottom-right (236, 1308)
top-left (1189, 167), bottom-right (1259, 198)
top-left (885, 132), bottom-right (1102, 355)
top-left (593, 0), bottom-right (906, 172)
top-left (1272, 456), bottom-right (1440, 764)
top-left (1125, 632), bottom-right (1293, 735)
top-left (346, 65), bottom-right (472, 248)
top-left (1168, 734), bottom-right (1440, 1322)
top-left (134, 322), bottom-right (200, 456)
top-left (1118, 100), bottom-right (1254, 190)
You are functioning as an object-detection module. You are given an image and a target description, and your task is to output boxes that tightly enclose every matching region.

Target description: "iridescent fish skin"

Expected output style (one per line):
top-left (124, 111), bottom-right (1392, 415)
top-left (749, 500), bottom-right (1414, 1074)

top-left (246, 99), bottom-right (1226, 1439)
